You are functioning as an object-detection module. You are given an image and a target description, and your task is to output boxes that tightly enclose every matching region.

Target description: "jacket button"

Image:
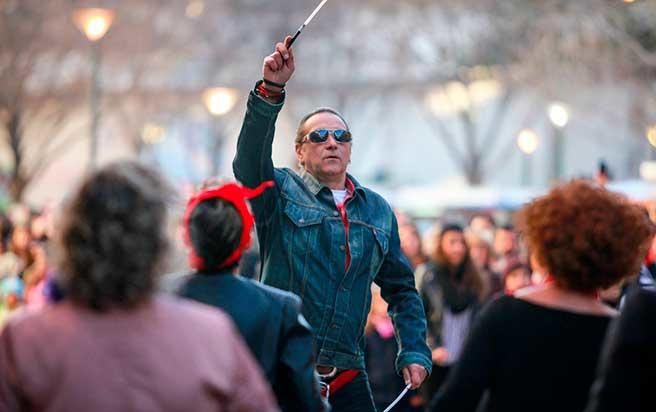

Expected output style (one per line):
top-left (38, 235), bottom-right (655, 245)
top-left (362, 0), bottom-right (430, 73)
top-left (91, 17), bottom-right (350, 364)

top-left (333, 211), bottom-right (339, 217)
top-left (299, 218), bottom-right (305, 223)
top-left (339, 245), bottom-right (345, 251)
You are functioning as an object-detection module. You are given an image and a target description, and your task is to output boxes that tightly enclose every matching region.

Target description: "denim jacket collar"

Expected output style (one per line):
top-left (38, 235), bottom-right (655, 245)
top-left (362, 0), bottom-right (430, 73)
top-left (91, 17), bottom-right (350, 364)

top-left (299, 168), bottom-right (367, 200)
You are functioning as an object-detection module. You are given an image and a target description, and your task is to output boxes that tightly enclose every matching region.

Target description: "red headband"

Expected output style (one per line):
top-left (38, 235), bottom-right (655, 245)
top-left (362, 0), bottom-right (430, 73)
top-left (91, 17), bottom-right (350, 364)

top-left (183, 181), bottom-right (274, 271)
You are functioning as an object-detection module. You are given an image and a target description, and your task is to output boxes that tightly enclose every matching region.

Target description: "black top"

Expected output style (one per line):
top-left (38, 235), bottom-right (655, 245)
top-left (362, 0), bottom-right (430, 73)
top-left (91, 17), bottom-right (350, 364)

top-left (585, 287), bottom-right (656, 412)
top-left (430, 295), bottom-right (612, 412)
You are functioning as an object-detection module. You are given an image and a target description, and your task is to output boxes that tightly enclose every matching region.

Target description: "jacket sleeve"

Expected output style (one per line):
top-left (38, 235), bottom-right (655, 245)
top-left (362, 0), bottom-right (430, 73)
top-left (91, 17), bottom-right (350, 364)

top-left (232, 89), bottom-right (285, 229)
top-left (374, 214), bottom-right (432, 376)
top-left (277, 295), bottom-right (329, 411)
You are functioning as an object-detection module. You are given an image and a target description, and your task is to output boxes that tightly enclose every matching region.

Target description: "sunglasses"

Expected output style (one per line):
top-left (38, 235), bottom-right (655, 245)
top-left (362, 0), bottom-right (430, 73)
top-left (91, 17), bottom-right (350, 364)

top-left (302, 128), bottom-right (352, 144)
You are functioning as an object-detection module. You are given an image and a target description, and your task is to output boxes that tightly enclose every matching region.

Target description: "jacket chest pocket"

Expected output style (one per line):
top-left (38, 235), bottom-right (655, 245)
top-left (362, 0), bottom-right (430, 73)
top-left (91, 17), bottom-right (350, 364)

top-left (369, 227), bottom-right (390, 275)
top-left (283, 201), bottom-right (326, 253)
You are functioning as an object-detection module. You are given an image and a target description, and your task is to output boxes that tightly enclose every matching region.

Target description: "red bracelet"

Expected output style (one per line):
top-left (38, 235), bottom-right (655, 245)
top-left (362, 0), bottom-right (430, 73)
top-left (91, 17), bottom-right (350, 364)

top-left (256, 82), bottom-right (283, 100)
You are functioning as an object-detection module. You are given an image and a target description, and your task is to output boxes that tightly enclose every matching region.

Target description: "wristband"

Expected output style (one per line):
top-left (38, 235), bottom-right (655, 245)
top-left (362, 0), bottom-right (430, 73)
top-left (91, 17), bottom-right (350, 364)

top-left (263, 78), bottom-right (286, 89)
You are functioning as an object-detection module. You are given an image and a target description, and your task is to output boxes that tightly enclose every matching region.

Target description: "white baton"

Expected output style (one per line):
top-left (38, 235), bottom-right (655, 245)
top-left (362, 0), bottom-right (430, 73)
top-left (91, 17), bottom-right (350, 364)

top-left (382, 383), bottom-right (412, 412)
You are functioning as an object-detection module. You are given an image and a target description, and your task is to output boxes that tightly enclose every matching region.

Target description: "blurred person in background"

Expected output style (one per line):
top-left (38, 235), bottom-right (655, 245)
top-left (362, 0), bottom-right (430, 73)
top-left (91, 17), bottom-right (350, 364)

top-left (584, 287), bottom-right (656, 412)
top-left (468, 214), bottom-right (496, 240)
top-left (365, 285), bottom-right (422, 412)
top-left (399, 220), bottom-right (428, 271)
top-left (465, 230), bottom-right (502, 300)
top-left (417, 223), bottom-right (485, 404)
top-left (178, 181), bottom-right (325, 411)
top-left (0, 213), bottom-right (20, 280)
top-left (9, 224), bottom-right (48, 309)
top-left (490, 224), bottom-right (519, 276)
top-left (0, 161), bottom-right (278, 412)
top-left (430, 180), bottom-right (654, 412)
top-left (0, 275), bottom-right (23, 325)
top-left (500, 260), bottom-right (531, 296)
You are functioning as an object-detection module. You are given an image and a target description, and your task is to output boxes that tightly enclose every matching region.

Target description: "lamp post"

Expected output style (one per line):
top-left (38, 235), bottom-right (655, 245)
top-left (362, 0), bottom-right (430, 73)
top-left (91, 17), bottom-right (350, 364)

top-left (517, 129), bottom-right (539, 186)
top-left (73, 8), bottom-right (115, 170)
top-left (202, 87), bottom-right (238, 176)
top-left (547, 103), bottom-right (569, 182)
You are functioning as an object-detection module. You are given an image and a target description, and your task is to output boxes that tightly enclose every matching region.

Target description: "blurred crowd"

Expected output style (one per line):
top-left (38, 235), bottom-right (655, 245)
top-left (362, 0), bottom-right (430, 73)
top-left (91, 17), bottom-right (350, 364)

top-left (1, 174), bottom-right (655, 411)
top-left (0, 204), bottom-right (54, 324)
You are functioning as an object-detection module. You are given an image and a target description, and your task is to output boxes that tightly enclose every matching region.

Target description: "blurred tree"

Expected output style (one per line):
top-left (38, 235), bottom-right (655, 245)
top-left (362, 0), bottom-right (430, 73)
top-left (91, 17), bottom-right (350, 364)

top-left (0, 0), bottom-right (83, 200)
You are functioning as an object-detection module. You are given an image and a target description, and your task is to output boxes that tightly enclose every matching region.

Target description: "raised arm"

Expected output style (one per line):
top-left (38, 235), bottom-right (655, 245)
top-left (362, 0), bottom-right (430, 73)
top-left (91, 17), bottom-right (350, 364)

top-left (232, 37), bottom-right (295, 188)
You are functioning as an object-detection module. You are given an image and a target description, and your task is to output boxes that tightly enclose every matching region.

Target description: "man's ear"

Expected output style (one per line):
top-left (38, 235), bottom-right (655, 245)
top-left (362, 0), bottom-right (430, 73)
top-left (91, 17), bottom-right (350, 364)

top-left (295, 143), bottom-right (304, 166)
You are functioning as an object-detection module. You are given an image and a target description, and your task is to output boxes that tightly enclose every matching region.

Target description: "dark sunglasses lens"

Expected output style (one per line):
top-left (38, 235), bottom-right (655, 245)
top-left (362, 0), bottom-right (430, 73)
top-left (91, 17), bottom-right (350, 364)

top-left (309, 129), bottom-right (329, 143)
top-left (333, 129), bottom-right (351, 142)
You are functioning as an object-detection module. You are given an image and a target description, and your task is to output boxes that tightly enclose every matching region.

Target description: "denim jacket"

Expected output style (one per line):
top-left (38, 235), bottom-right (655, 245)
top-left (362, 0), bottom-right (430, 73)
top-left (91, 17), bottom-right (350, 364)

top-left (233, 89), bottom-right (431, 375)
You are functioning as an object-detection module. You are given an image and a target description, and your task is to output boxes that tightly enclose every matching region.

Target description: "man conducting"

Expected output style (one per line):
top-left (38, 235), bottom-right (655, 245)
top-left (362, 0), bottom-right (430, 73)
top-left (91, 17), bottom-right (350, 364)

top-left (233, 37), bottom-right (431, 411)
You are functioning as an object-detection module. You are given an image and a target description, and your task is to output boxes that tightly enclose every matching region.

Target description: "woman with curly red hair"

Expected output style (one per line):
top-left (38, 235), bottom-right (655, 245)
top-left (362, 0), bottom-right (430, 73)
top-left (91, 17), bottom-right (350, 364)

top-left (429, 180), bottom-right (654, 412)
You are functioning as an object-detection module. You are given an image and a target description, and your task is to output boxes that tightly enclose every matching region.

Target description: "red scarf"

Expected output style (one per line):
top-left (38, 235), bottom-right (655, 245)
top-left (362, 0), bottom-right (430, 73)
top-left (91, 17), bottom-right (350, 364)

top-left (183, 181), bottom-right (274, 271)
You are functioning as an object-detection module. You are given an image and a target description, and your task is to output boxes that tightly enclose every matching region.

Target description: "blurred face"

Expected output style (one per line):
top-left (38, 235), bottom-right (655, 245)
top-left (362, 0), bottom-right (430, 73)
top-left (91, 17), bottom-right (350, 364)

top-left (470, 215), bottom-right (494, 233)
top-left (441, 230), bottom-right (467, 267)
top-left (295, 113), bottom-right (351, 187)
top-left (505, 267), bottom-right (531, 294)
top-left (494, 229), bottom-right (517, 256)
top-left (11, 227), bottom-right (30, 252)
top-left (30, 215), bottom-right (47, 241)
top-left (399, 225), bottom-right (422, 258)
top-left (469, 240), bottom-right (489, 269)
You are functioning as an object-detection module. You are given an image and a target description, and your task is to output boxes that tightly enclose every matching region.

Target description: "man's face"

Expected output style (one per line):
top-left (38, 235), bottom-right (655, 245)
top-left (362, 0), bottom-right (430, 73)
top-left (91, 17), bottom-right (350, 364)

top-left (295, 112), bottom-right (351, 185)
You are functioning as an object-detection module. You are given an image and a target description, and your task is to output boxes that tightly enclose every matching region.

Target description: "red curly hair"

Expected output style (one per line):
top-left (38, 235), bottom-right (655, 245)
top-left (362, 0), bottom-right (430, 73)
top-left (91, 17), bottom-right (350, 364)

top-left (517, 180), bottom-right (654, 293)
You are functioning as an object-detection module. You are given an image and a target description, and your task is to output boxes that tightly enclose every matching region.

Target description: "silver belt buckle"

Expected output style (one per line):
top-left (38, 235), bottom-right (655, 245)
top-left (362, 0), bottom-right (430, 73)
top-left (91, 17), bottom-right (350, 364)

top-left (317, 366), bottom-right (338, 379)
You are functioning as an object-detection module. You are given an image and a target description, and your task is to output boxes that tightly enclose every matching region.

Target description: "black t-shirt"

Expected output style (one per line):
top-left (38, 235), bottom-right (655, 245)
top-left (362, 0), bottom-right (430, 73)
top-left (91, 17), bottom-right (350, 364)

top-left (430, 295), bottom-right (612, 412)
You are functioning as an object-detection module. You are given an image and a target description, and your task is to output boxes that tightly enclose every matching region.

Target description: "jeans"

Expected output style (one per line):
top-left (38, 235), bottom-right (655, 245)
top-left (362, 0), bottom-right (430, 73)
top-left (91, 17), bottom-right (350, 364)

top-left (328, 370), bottom-right (377, 412)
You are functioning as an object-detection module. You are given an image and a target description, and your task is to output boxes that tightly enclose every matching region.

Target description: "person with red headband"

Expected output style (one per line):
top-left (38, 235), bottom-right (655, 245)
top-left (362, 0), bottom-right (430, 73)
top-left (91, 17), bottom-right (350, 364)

top-left (178, 181), bottom-right (326, 412)
top-left (232, 38), bottom-right (431, 411)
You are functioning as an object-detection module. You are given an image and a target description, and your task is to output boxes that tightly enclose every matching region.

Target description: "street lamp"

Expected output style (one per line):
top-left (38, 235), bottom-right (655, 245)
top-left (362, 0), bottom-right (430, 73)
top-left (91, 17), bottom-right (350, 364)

top-left (73, 8), bottom-right (115, 170)
top-left (517, 128), bottom-right (539, 186)
top-left (202, 87), bottom-right (238, 176)
top-left (547, 102), bottom-right (569, 181)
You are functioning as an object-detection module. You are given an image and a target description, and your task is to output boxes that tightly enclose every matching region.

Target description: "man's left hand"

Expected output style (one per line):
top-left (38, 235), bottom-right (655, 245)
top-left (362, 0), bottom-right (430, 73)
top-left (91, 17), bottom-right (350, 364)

top-left (401, 364), bottom-right (428, 389)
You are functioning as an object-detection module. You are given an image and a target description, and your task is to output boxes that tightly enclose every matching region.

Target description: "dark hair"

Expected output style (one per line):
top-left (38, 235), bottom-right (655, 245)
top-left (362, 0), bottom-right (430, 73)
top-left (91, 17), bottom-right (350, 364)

top-left (434, 223), bottom-right (485, 299)
top-left (188, 198), bottom-right (242, 272)
top-left (0, 213), bottom-right (13, 252)
top-left (498, 224), bottom-right (514, 232)
top-left (295, 107), bottom-right (350, 145)
top-left (517, 180), bottom-right (655, 293)
top-left (58, 161), bottom-right (170, 311)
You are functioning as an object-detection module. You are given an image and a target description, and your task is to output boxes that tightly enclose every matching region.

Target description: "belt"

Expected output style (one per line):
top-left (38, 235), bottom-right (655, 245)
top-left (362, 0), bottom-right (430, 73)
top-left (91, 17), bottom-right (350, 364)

top-left (317, 367), bottom-right (359, 399)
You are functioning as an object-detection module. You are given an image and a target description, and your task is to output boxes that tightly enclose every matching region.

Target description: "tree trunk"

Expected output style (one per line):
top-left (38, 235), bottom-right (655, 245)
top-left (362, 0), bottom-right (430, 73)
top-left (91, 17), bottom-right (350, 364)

top-left (7, 110), bottom-right (26, 201)
top-left (9, 175), bottom-right (27, 202)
